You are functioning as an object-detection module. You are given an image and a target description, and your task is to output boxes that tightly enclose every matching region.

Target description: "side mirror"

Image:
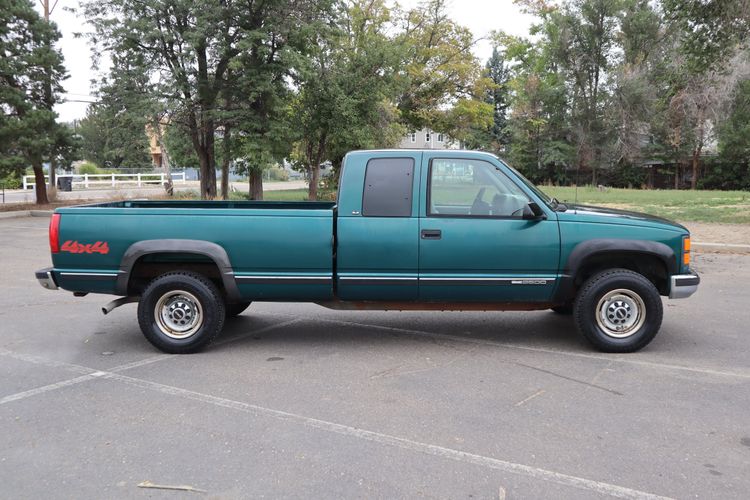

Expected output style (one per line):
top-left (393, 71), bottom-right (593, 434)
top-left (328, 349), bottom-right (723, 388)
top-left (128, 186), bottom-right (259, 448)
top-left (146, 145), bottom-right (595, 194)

top-left (522, 202), bottom-right (546, 220)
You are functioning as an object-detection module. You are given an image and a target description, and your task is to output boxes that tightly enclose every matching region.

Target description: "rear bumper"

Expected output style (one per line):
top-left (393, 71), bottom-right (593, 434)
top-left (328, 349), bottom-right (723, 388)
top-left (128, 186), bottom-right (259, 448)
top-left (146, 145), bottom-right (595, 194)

top-left (35, 267), bottom-right (58, 291)
top-left (669, 273), bottom-right (700, 299)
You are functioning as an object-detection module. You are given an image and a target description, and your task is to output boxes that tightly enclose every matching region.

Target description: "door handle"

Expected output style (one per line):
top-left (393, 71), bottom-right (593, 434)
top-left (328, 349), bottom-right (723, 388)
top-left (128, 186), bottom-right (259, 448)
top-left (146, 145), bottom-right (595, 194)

top-left (421, 229), bottom-right (442, 240)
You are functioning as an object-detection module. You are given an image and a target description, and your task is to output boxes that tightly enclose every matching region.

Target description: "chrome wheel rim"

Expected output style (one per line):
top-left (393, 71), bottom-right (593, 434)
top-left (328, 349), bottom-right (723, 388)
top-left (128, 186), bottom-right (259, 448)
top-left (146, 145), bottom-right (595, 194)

top-left (154, 290), bottom-right (203, 339)
top-left (595, 288), bottom-right (646, 339)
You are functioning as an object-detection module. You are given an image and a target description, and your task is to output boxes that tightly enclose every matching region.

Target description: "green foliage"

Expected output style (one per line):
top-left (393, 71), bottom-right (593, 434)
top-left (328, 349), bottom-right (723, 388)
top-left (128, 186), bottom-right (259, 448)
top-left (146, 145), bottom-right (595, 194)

top-left (78, 101), bottom-right (151, 169)
top-left (0, 171), bottom-right (23, 189)
top-left (718, 79), bottom-right (750, 166)
top-left (77, 162), bottom-right (101, 175)
top-left (395, 0), bottom-right (493, 139)
top-left (82, 0), bottom-right (335, 199)
top-left (661, 0), bottom-right (750, 73)
top-left (0, 0), bottom-right (73, 203)
top-left (292, 0), bottom-right (405, 198)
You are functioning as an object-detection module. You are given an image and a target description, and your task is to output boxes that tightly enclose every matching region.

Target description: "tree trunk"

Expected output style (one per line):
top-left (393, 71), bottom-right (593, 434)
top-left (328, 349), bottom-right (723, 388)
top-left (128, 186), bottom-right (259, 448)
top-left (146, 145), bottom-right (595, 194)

top-left (189, 113), bottom-right (218, 200)
top-left (248, 170), bottom-right (263, 200)
top-left (221, 125), bottom-right (231, 200)
top-left (48, 157), bottom-right (56, 192)
top-left (308, 164), bottom-right (320, 201)
top-left (691, 148), bottom-right (701, 190)
top-left (32, 161), bottom-right (49, 205)
top-left (674, 163), bottom-right (680, 189)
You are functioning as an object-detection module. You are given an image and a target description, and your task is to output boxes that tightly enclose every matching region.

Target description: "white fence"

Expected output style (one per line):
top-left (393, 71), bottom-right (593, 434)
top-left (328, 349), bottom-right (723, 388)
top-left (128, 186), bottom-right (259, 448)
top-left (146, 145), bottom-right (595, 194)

top-left (23, 172), bottom-right (187, 190)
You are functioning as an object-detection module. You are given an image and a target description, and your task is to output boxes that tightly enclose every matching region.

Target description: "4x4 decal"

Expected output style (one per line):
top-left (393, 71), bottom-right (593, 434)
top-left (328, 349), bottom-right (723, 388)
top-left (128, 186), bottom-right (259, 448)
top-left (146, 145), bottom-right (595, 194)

top-left (60, 240), bottom-right (110, 255)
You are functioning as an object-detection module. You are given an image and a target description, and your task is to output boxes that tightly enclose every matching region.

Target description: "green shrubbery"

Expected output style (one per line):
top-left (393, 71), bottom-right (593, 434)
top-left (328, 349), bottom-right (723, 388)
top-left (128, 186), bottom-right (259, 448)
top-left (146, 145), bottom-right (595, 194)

top-left (77, 162), bottom-right (101, 175)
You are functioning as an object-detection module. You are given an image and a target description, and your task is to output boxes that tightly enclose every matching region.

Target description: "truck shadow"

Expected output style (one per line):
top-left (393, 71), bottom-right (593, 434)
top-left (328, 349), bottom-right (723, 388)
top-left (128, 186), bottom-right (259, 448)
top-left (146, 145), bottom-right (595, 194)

top-left (214, 310), bottom-right (588, 353)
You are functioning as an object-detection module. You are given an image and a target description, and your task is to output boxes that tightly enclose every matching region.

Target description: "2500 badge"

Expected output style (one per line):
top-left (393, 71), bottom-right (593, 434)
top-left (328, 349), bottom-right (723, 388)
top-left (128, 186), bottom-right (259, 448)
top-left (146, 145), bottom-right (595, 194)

top-left (60, 240), bottom-right (110, 255)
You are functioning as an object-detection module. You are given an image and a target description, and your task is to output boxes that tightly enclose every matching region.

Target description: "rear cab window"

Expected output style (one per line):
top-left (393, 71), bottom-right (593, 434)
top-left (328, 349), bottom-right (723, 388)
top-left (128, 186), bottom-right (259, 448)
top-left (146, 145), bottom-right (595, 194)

top-left (362, 158), bottom-right (415, 217)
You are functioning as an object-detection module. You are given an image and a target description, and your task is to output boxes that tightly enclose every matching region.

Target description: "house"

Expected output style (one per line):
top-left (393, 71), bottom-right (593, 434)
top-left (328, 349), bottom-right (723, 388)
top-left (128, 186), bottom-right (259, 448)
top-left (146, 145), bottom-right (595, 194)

top-left (399, 128), bottom-right (460, 150)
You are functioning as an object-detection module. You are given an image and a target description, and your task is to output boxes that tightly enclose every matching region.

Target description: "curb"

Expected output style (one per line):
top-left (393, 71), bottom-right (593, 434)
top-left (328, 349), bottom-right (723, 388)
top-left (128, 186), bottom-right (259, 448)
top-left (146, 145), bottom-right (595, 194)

top-left (693, 242), bottom-right (750, 255)
top-left (0, 210), bottom-right (53, 219)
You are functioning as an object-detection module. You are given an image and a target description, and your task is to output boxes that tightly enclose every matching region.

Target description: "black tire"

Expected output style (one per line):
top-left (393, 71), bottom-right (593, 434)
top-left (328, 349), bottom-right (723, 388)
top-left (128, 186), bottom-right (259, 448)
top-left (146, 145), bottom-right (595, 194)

top-left (551, 303), bottom-right (573, 315)
top-left (137, 271), bottom-right (226, 354)
top-left (573, 268), bottom-right (663, 353)
top-left (226, 301), bottom-right (251, 318)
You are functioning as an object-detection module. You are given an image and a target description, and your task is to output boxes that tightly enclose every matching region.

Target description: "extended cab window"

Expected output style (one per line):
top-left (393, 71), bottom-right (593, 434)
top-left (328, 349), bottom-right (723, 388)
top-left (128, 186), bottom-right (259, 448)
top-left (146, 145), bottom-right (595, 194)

top-left (362, 158), bottom-right (415, 217)
top-left (429, 159), bottom-right (530, 217)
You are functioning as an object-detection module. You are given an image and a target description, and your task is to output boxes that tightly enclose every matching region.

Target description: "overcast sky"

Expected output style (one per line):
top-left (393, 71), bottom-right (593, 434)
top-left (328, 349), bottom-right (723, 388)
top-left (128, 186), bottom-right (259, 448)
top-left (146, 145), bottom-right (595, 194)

top-left (37, 0), bottom-right (536, 122)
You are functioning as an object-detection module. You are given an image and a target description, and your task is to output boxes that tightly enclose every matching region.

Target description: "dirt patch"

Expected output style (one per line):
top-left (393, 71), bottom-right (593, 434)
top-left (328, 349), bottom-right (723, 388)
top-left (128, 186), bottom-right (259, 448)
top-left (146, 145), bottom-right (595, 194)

top-left (0, 200), bottom-right (91, 212)
top-left (680, 221), bottom-right (750, 245)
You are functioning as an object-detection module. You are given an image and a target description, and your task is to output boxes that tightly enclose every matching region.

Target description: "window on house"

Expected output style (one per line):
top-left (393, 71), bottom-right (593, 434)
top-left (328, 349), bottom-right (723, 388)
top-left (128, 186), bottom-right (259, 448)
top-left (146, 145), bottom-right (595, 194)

top-left (425, 132), bottom-right (431, 142)
top-left (437, 134), bottom-right (444, 142)
top-left (410, 132), bottom-right (416, 143)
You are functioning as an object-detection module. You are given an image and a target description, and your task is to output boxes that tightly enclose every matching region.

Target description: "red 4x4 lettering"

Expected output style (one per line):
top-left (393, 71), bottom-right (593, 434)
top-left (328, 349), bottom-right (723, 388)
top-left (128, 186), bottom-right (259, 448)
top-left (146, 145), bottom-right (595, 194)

top-left (60, 240), bottom-right (110, 255)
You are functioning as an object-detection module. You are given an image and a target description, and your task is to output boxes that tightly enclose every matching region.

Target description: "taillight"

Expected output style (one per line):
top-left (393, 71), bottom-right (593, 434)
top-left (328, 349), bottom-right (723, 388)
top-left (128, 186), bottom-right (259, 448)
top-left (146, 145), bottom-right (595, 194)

top-left (49, 213), bottom-right (61, 253)
top-left (682, 235), bottom-right (691, 267)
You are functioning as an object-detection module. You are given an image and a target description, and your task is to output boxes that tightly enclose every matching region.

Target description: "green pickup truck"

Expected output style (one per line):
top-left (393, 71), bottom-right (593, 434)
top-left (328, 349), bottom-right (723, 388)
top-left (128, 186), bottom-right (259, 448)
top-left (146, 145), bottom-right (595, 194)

top-left (36, 150), bottom-right (699, 354)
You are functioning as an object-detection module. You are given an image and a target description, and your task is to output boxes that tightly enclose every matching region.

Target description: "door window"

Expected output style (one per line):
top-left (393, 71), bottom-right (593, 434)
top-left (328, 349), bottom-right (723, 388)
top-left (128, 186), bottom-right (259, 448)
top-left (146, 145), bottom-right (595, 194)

top-left (428, 159), bottom-right (530, 217)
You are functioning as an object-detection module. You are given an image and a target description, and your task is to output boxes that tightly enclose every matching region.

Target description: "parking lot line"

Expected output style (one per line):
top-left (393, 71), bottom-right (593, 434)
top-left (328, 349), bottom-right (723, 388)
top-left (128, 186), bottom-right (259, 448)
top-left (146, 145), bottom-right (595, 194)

top-left (0, 372), bottom-right (104, 406)
top-left (302, 316), bottom-right (750, 380)
top-left (0, 346), bottom-right (672, 500)
top-left (0, 318), bottom-right (303, 406)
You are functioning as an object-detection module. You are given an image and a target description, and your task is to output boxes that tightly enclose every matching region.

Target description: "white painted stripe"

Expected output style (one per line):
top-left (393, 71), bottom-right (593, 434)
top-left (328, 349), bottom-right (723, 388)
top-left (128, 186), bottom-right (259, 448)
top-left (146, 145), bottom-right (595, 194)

top-left (0, 373), bottom-right (102, 405)
top-left (339, 276), bottom-right (417, 281)
top-left (420, 277), bottom-right (556, 282)
top-left (234, 275), bottom-right (331, 280)
top-left (304, 317), bottom-right (750, 380)
top-left (0, 346), bottom-right (671, 498)
top-left (60, 272), bottom-right (118, 277)
top-left (106, 371), bottom-right (671, 500)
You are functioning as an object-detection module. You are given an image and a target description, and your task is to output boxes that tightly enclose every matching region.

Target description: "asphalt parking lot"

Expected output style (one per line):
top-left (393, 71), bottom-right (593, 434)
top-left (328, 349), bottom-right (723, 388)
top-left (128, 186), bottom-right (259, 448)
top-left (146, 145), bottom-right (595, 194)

top-left (1, 216), bottom-right (749, 499)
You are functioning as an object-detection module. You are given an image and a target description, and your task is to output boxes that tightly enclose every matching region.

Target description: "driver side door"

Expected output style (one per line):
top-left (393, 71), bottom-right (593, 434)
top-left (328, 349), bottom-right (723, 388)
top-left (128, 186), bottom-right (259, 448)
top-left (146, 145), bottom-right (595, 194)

top-left (418, 155), bottom-right (560, 302)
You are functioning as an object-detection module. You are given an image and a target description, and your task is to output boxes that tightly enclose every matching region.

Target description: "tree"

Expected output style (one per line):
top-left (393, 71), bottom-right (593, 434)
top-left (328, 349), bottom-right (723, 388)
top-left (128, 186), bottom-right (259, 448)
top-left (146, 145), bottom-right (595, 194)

top-left (293, 0), bottom-right (404, 200)
top-left (78, 52), bottom-right (153, 170)
top-left (662, 0), bottom-right (750, 72)
top-left (485, 47), bottom-right (511, 150)
top-left (394, 0), bottom-right (493, 141)
top-left (0, 0), bottom-right (69, 204)
top-left (82, 0), bottom-right (334, 200)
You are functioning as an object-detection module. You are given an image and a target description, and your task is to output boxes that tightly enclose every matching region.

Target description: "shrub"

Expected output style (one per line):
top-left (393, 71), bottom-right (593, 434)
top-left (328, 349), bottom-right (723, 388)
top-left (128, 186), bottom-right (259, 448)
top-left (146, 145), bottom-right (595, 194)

top-left (78, 162), bottom-right (101, 175)
top-left (0, 171), bottom-right (23, 189)
top-left (267, 167), bottom-right (289, 181)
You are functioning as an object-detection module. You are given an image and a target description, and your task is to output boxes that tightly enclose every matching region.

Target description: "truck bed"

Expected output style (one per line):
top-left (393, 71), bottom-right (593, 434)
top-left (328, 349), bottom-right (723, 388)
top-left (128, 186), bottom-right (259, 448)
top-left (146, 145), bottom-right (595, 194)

top-left (52, 200), bottom-right (337, 301)
top-left (85, 199), bottom-right (337, 212)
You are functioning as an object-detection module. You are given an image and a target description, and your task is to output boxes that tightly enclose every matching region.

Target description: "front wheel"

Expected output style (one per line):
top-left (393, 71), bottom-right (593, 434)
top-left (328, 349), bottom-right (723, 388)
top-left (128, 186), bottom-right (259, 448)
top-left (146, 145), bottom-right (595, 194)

top-left (137, 271), bottom-right (226, 354)
top-left (573, 269), bottom-right (663, 353)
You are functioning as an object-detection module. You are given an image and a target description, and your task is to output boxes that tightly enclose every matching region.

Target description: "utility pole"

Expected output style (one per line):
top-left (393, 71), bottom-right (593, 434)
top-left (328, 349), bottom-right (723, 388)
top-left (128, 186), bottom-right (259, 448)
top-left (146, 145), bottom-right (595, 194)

top-left (41, 0), bottom-right (60, 192)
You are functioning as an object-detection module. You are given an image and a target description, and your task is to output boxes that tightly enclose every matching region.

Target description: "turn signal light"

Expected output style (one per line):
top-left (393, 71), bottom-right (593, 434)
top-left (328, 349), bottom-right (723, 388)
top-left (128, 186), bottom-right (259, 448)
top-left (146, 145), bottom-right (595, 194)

top-left (683, 236), bottom-right (691, 266)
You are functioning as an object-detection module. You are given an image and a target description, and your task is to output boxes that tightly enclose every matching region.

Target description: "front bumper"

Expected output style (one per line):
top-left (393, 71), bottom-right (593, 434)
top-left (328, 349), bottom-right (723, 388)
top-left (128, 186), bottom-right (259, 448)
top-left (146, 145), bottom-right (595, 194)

top-left (669, 273), bottom-right (700, 299)
top-left (35, 267), bottom-right (58, 291)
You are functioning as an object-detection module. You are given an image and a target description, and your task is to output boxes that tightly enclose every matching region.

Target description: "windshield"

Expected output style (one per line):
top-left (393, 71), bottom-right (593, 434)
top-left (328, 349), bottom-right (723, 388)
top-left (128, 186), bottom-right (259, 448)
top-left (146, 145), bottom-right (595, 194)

top-left (497, 159), bottom-right (555, 209)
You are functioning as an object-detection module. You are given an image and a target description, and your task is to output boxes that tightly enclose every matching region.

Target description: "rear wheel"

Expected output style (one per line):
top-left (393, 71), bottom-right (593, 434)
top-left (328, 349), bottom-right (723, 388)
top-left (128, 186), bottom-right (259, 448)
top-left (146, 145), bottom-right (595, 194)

top-left (573, 269), bottom-right (663, 353)
top-left (226, 301), bottom-right (252, 318)
top-left (137, 271), bottom-right (225, 354)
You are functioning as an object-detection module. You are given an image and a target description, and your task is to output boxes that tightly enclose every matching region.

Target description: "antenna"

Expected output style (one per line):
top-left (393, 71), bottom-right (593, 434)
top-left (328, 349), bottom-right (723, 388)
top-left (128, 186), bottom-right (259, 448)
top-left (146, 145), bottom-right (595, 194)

top-left (574, 161), bottom-right (581, 205)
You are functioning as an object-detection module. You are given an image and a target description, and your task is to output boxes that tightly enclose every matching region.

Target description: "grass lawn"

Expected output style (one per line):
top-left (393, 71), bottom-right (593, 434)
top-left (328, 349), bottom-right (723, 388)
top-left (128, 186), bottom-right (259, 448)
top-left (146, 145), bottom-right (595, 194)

top-left (541, 186), bottom-right (750, 224)
top-left (263, 186), bottom-right (750, 223)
